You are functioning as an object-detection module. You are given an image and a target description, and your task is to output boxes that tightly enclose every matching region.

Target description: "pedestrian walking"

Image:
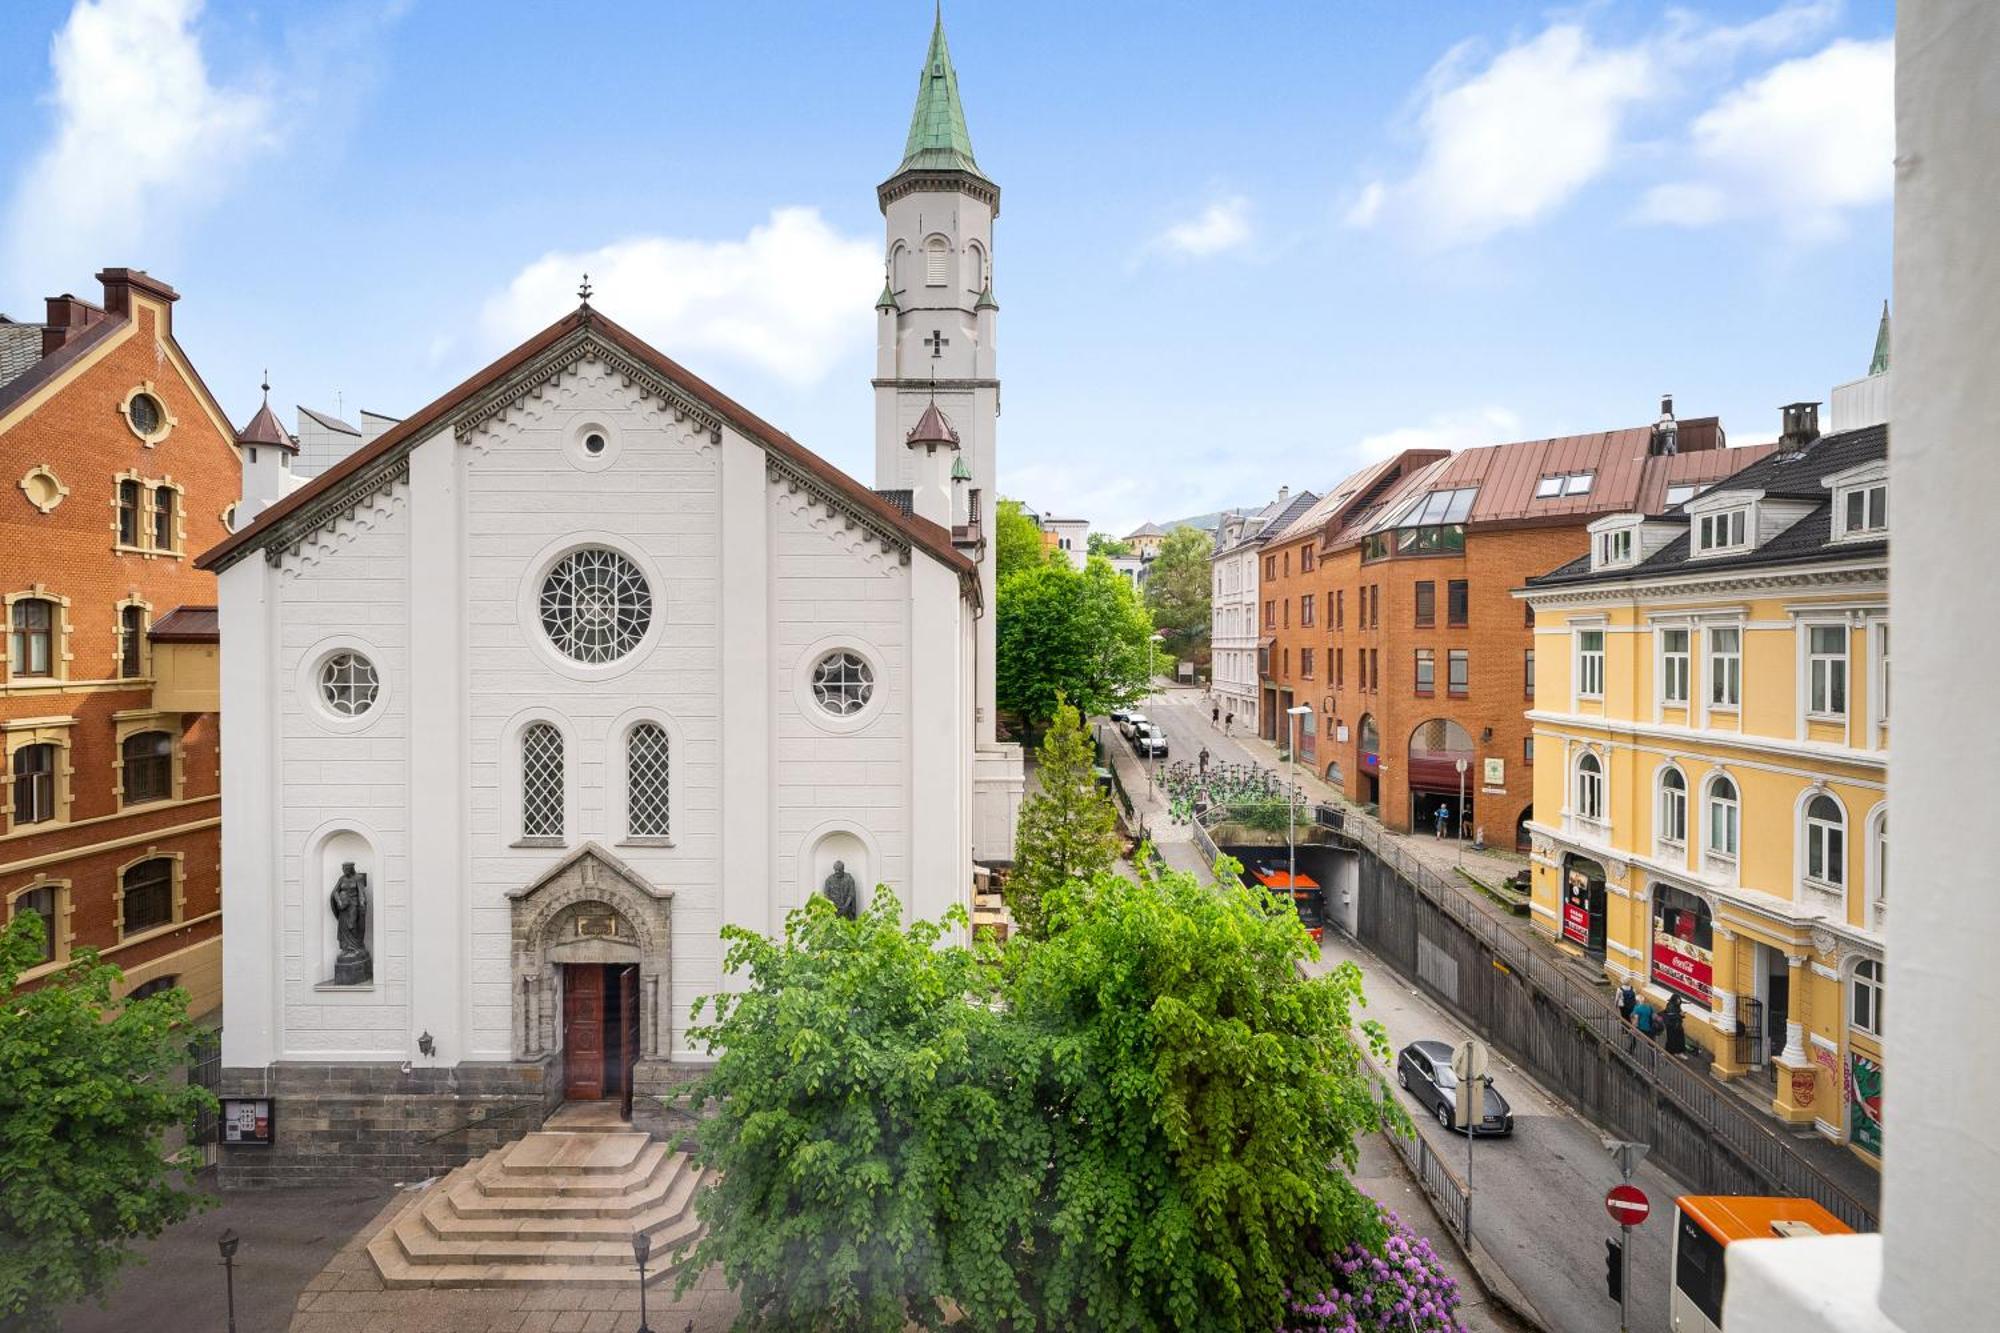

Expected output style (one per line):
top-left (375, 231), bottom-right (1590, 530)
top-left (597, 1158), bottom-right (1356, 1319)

top-left (1632, 996), bottom-right (1658, 1039)
top-left (1212, 704), bottom-right (1220, 730)
top-left (1224, 711), bottom-right (1234, 736)
top-left (1663, 993), bottom-right (1688, 1055)
top-left (1198, 746), bottom-right (1210, 775)
top-left (1617, 980), bottom-right (1637, 1023)
top-left (1433, 802), bottom-right (1450, 839)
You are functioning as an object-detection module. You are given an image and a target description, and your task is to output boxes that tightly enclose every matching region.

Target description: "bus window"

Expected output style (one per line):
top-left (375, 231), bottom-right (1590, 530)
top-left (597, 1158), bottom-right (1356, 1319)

top-left (1675, 1210), bottom-right (1726, 1328)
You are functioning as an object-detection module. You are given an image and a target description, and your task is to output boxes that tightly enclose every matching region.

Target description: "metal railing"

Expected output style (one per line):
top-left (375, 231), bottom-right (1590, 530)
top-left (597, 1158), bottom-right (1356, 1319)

top-left (1383, 1121), bottom-right (1471, 1247)
top-left (1339, 818), bottom-right (1879, 1233)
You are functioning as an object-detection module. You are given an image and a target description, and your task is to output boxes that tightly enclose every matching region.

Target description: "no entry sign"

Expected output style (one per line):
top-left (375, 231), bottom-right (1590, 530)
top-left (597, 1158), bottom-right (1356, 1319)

top-left (1605, 1183), bottom-right (1651, 1227)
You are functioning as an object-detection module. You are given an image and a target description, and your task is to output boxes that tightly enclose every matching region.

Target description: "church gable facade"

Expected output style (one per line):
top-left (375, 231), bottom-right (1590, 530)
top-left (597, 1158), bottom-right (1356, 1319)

top-left (202, 15), bottom-right (1019, 1185)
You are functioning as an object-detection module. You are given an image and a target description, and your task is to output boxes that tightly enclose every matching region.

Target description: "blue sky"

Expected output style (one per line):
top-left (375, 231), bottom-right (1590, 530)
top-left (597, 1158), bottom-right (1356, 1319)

top-left (0, 1), bottom-right (1894, 534)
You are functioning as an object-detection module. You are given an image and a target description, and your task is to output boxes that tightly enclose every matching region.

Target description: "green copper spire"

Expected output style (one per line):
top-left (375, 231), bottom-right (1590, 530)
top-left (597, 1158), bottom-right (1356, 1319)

top-left (892, 7), bottom-right (985, 180)
top-left (1869, 299), bottom-right (1890, 375)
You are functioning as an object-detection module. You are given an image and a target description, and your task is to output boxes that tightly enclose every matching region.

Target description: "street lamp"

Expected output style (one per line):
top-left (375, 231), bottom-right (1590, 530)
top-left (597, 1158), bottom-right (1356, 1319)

top-left (632, 1229), bottom-right (654, 1333)
top-left (1286, 704), bottom-right (1313, 890)
top-left (217, 1229), bottom-right (240, 1333)
top-left (1454, 757), bottom-right (1470, 867)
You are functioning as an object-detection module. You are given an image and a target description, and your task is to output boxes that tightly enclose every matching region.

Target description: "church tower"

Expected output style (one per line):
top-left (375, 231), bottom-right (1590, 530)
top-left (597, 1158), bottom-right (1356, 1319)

top-left (876, 9), bottom-right (1006, 760)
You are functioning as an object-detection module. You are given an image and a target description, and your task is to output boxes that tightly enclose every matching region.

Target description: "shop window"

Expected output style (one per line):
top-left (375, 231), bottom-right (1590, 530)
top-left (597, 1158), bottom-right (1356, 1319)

top-left (1651, 884), bottom-right (1714, 1009)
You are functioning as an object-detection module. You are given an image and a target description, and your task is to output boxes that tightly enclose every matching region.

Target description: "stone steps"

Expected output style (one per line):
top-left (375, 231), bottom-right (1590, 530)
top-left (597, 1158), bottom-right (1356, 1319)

top-left (365, 1113), bottom-right (707, 1288)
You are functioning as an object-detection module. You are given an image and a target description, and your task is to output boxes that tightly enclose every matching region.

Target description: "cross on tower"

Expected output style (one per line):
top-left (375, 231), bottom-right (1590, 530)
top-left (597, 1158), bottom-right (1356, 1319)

top-left (924, 329), bottom-right (949, 358)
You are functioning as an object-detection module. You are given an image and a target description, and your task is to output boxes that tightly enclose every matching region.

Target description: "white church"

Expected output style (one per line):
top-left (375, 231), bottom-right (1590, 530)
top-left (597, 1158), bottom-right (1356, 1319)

top-left (201, 15), bottom-right (1022, 1180)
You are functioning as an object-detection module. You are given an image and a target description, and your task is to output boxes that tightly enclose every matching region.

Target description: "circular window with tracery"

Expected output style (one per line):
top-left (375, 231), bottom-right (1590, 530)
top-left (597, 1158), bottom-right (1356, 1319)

top-left (811, 650), bottom-right (874, 717)
top-left (540, 548), bottom-right (653, 664)
top-left (128, 393), bottom-right (163, 436)
top-left (318, 651), bottom-right (380, 717)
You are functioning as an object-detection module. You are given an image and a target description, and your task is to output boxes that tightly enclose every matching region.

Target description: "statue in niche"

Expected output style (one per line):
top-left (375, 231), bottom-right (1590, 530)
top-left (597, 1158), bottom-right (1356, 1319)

top-left (330, 862), bottom-right (372, 985)
top-left (819, 860), bottom-right (858, 919)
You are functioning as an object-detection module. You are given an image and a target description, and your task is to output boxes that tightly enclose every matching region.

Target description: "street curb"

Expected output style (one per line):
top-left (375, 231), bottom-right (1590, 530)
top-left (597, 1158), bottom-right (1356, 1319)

top-left (1357, 1044), bottom-right (1551, 1333)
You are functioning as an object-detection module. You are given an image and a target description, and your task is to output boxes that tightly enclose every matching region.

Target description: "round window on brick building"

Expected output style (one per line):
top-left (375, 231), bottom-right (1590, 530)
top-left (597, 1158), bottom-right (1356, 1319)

top-left (127, 392), bottom-right (163, 437)
top-left (318, 651), bottom-right (380, 718)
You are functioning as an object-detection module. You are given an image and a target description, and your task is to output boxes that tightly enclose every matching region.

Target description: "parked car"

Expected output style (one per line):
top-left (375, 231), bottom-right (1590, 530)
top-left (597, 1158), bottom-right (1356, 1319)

top-left (1109, 708), bottom-right (1133, 728)
top-left (1133, 724), bottom-right (1169, 758)
top-left (1395, 1040), bottom-right (1514, 1136)
top-left (1121, 711), bottom-right (1150, 739)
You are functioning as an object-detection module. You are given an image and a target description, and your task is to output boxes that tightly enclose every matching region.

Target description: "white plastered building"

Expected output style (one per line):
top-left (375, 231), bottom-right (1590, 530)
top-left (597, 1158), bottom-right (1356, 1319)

top-left (200, 13), bottom-right (1021, 1181)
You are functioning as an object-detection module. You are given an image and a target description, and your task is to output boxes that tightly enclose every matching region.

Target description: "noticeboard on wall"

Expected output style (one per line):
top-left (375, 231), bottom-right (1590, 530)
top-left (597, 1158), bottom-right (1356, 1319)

top-left (220, 1097), bottom-right (275, 1147)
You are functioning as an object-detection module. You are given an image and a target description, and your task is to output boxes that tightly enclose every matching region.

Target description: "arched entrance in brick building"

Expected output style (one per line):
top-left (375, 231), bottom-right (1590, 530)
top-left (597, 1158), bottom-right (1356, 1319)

top-left (1408, 718), bottom-right (1475, 838)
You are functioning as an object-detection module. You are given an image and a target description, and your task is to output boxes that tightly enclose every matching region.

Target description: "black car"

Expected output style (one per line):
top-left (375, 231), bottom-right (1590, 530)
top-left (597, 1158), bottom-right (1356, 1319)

top-left (1395, 1040), bottom-right (1514, 1136)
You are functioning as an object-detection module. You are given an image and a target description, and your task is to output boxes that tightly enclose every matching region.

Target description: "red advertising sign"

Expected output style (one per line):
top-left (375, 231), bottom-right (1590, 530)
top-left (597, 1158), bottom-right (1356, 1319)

top-left (1605, 1183), bottom-right (1651, 1226)
top-left (1562, 901), bottom-right (1591, 946)
top-left (1651, 933), bottom-right (1714, 1006)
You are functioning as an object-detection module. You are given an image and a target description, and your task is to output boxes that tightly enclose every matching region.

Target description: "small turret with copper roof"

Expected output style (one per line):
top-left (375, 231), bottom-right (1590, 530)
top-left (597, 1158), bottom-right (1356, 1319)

top-left (232, 372), bottom-right (296, 527)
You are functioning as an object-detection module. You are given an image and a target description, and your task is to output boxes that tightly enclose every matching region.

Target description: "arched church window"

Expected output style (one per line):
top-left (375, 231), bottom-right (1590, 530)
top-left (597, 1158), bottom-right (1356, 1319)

top-left (521, 723), bottom-right (565, 839)
top-left (626, 723), bottom-right (670, 838)
top-left (925, 237), bottom-right (950, 287)
top-left (538, 547), bottom-right (652, 665)
top-left (811, 650), bottom-right (874, 717)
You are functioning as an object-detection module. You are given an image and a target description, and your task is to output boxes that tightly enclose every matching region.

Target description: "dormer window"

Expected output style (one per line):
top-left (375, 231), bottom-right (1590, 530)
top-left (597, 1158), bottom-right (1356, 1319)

top-left (1594, 528), bottom-right (1633, 569)
top-left (1694, 507), bottom-right (1749, 554)
top-left (1838, 481), bottom-right (1887, 537)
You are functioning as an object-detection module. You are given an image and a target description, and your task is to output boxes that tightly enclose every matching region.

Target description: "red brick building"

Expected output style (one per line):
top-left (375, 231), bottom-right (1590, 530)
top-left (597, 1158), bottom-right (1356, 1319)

top-left (1262, 402), bottom-right (1773, 844)
top-left (1, 269), bottom-right (242, 1015)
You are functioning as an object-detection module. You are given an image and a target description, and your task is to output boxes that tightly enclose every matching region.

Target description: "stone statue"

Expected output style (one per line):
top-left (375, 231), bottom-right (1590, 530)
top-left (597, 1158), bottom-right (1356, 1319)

top-left (330, 862), bottom-right (372, 985)
top-left (820, 860), bottom-right (858, 919)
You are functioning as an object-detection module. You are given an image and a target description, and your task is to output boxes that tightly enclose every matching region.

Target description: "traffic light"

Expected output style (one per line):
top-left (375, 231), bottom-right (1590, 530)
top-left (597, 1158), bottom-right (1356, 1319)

top-left (1605, 1236), bottom-right (1624, 1303)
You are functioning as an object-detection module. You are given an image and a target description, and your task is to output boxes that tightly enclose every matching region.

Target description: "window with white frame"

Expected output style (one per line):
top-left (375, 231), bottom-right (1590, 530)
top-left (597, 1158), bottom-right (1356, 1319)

top-left (521, 722), bottom-right (565, 839)
top-left (1808, 624), bottom-right (1848, 716)
top-left (626, 723), bottom-right (670, 838)
top-left (1804, 793), bottom-right (1846, 887)
top-left (1873, 811), bottom-right (1887, 917)
top-left (1694, 507), bottom-right (1749, 554)
top-left (1595, 528), bottom-right (1633, 568)
top-left (1658, 768), bottom-right (1688, 847)
top-left (1664, 482), bottom-right (1706, 508)
top-left (1535, 471), bottom-right (1595, 498)
top-left (1707, 626), bottom-right (1741, 708)
top-left (1660, 628), bottom-right (1690, 705)
top-left (1707, 776), bottom-right (1739, 859)
top-left (1851, 959), bottom-right (1883, 1036)
top-left (1575, 751), bottom-right (1605, 822)
top-left (1576, 629), bottom-right (1605, 698)
top-left (1875, 623), bottom-right (1890, 725)
top-left (1838, 481), bottom-right (1887, 538)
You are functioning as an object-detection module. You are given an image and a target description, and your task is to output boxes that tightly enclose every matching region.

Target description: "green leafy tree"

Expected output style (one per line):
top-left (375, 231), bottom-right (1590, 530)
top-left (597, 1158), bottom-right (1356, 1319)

top-left (994, 497), bottom-right (1051, 584)
top-left (1012, 863), bottom-right (1403, 1332)
top-left (996, 557), bottom-right (1154, 726)
top-left (676, 893), bottom-right (1046, 1331)
top-left (1144, 525), bottom-right (1215, 663)
top-left (1086, 532), bottom-right (1134, 559)
top-left (0, 914), bottom-right (216, 1331)
top-left (1007, 696), bottom-right (1123, 937)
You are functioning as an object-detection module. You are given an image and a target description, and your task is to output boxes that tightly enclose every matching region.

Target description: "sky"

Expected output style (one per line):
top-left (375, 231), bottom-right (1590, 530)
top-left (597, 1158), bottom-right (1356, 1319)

top-left (0, 0), bottom-right (1895, 535)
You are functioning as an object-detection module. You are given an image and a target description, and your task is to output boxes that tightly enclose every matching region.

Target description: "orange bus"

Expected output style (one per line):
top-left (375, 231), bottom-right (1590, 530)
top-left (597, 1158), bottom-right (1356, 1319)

top-left (1671, 1196), bottom-right (1855, 1331)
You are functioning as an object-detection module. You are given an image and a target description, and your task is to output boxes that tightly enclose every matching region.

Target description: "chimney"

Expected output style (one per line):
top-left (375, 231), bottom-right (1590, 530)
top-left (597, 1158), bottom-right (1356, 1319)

top-left (41, 293), bottom-right (104, 357)
top-left (1778, 401), bottom-right (1822, 455)
top-left (1650, 393), bottom-right (1679, 456)
top-left (95, 268), bottom-right (179, 320)
top-left (1277, 485), bottom-right (1290, 503)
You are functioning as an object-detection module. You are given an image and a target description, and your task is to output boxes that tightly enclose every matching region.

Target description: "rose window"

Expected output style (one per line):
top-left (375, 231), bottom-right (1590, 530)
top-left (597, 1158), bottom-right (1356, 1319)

top-left (539, 548), bottom-right (652, 664)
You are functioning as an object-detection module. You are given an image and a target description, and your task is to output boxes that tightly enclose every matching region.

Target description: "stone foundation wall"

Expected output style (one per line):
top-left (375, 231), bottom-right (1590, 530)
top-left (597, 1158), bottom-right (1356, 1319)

top-left (216, 1059), bottom-right (564, 1187)
top-left (217, 1058), bottom-right (720, 1186)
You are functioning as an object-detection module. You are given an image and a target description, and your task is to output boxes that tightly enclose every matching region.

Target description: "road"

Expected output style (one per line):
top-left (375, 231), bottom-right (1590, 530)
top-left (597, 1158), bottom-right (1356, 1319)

top-left (1140, 684), bottom-right (1694, 1333)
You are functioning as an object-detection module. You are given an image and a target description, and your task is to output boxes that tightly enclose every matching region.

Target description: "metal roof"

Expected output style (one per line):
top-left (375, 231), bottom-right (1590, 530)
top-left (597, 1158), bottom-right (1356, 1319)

top-left (892, 11), bottom-right (985, 180)
top-left (148, 605), bottom-right (219, 642)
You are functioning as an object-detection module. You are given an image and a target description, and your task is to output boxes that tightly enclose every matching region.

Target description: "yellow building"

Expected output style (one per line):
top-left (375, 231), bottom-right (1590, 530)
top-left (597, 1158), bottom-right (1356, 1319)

top-left (1521, 402), bottom-right (1887, 1165)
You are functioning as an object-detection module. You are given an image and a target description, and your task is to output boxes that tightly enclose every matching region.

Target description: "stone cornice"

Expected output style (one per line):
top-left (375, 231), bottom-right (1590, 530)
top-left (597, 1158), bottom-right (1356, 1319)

top-left (262, 452), bottom-right (410, 568)
top-left (454, 326), bottom-right (725, 446)
top-left (1521, 560), bottom-right (1888, 608)
top-left (877, 169), bottom-right (1000, 214)
top-left (766, 454), bottom-right (912, 565)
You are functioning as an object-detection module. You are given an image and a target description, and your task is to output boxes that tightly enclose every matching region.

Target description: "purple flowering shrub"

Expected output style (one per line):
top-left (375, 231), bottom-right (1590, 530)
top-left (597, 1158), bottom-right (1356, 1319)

top-left (1281, 1209), bottom-right (1467, 1333)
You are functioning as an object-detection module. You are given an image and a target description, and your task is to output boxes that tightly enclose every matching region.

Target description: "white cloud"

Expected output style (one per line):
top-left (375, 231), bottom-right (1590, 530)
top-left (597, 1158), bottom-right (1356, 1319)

top-left (1353, 25), bottom-right (1652, 247)
top-left (1353, 407), bottom-right (1524, 462)
top-left (480, 208), bottom-right (880, 387)
top-left (1348, 3), bottom-right (1848, 247)
top-left (1637, 39), bottom-right (1893, 239)
top-left (1151, 196), bottom-right (1252, 259)
top-left (3, 0), bottom-right (274, 290)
